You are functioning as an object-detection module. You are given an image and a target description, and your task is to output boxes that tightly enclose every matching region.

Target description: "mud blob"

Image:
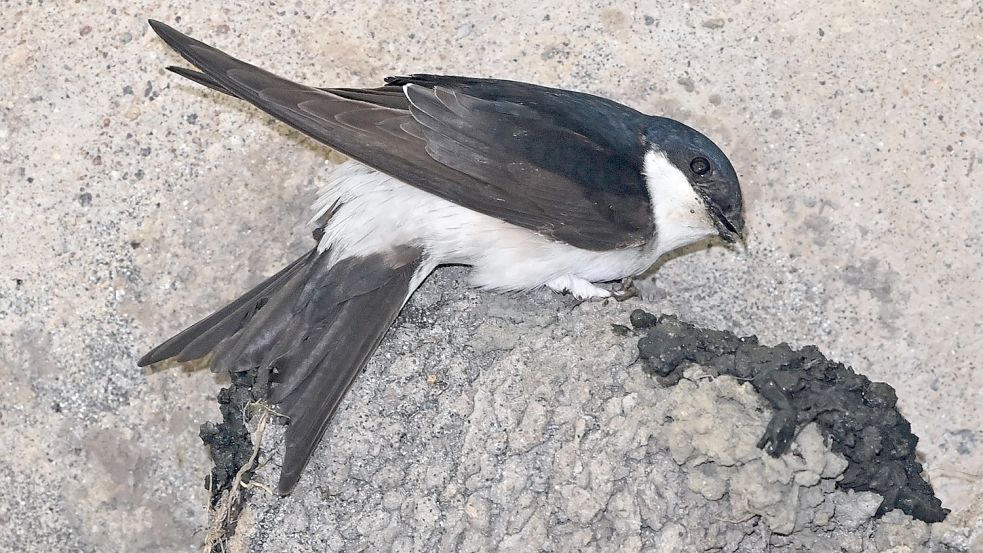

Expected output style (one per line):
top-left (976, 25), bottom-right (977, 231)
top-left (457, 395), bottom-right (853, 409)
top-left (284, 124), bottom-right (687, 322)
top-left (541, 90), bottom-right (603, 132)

top-left (199, 366), bottom-right (260, 542)
top-left (631, 309), bottom-right (948, 523)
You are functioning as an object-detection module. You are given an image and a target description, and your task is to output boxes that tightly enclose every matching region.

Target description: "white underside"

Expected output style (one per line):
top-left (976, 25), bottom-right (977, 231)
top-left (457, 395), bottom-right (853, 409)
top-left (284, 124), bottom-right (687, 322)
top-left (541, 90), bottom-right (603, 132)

top-left (311, 154), bottom-right (716, 299)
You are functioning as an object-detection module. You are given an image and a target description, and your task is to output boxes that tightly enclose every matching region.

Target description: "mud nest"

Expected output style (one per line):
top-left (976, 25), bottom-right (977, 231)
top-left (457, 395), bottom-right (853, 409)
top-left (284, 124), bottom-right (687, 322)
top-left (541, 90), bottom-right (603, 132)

top-left (629, 309), bottom-right (948, 523)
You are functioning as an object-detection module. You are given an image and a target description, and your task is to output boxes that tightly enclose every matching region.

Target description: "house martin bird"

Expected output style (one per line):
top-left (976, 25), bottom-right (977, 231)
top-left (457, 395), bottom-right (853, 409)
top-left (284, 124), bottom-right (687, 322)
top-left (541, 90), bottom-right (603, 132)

top-left (140, 20), bottom-right (745, 494)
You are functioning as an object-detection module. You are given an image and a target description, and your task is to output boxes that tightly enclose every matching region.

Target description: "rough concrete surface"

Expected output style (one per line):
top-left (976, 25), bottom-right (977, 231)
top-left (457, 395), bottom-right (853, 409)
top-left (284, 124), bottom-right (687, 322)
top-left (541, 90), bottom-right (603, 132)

top-left (0, 1), bottom-right (980, 551)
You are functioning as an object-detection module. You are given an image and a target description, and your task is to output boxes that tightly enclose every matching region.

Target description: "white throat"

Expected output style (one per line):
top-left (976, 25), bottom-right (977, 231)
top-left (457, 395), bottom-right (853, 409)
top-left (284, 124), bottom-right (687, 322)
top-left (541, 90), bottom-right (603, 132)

top-left (643, 149), bottom-right (718, 257)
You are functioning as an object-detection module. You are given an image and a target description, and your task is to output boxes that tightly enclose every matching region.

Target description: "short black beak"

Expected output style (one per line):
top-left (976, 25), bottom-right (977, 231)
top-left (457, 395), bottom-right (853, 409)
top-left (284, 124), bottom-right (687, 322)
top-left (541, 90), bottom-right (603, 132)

top-left (693, 171), bottom-right (745, 247)
top-left (714, 213), bottom-right (742, 244)
top-left (707, 203), bottom-right (744, 245)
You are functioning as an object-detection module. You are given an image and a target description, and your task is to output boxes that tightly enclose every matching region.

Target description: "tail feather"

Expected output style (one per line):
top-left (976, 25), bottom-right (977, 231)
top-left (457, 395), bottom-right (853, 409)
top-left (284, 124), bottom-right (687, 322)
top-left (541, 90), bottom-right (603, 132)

top-left (210, 255), bottom-right (317, 374)
top-left (140, 246), bottom-right (427, 494)
top-left (275, 255), bottom-right (423, 491)
top-left (137, 250), bottom-right (315, 366)
top-left (178, 252), bottom-right (315, 364)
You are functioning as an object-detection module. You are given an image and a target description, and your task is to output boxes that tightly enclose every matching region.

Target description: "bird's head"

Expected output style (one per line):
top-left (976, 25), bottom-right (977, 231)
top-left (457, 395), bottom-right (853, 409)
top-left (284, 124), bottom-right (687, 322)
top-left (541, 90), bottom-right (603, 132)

top-left (640, 117), bottom-right (744, 254)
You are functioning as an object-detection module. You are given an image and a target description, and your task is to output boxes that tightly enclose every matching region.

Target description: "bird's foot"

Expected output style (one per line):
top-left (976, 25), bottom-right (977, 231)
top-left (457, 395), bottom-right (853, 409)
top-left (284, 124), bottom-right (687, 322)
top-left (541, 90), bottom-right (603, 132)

top-left (546, 275), bottom-right (612, 301)
top-left (612, 278), bottom-right (639, 302)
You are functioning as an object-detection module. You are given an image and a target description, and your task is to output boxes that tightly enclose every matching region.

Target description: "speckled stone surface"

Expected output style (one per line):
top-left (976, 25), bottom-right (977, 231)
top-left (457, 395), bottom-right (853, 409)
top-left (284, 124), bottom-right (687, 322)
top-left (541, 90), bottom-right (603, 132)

top-left (1, 1), bottom-right (980, 551)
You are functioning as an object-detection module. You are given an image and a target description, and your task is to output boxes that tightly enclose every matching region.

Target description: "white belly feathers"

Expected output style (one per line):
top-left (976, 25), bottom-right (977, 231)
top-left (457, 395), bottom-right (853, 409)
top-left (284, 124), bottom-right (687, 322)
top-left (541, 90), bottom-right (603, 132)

top-left (310, 161), bottom-right (660, 291)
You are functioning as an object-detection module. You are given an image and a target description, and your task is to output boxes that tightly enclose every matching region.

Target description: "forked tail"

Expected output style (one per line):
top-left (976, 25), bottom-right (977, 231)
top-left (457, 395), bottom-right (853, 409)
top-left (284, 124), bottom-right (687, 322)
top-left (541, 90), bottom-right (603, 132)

top-left (139, 246), bottom-right (426, 494)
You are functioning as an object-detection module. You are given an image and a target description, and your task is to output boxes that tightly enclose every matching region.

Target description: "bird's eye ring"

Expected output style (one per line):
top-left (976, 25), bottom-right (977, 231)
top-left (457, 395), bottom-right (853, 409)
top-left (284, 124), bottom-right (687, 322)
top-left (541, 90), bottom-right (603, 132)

top-left (690, 157), bottom-right (711, 176)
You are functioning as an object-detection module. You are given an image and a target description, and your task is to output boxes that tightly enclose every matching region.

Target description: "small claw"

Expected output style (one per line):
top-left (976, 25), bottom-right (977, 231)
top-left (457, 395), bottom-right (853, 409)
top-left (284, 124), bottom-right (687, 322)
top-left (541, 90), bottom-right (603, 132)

top-left (613, 279), bottom-right (639, 302)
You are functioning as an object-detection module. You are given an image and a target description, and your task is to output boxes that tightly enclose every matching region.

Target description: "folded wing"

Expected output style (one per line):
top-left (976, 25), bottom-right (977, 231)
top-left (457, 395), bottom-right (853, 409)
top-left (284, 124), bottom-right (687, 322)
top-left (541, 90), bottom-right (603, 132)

top-left (149, 20), bottom-right (654, 250)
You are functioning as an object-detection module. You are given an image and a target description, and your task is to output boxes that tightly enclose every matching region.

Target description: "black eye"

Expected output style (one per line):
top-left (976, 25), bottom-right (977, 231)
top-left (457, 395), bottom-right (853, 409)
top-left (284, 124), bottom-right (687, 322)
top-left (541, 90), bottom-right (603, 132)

top-left (690, 157), bottom-right (711, 176)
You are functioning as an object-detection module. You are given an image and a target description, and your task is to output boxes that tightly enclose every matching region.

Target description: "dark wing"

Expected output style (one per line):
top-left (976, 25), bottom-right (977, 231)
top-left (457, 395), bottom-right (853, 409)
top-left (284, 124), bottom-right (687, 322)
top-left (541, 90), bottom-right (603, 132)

top-left (149, 21), bottom-right (654, 250)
